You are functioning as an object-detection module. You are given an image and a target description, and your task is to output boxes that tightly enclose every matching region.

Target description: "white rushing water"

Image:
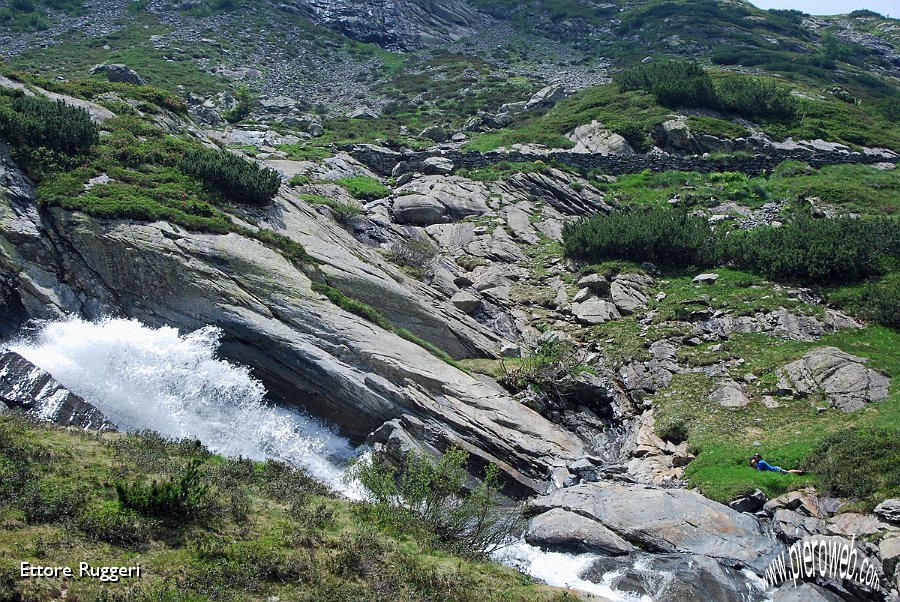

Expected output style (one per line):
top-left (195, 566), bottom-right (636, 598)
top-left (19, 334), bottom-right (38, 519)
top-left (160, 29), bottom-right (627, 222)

top-left (11, 316), bottom-right (358, 495)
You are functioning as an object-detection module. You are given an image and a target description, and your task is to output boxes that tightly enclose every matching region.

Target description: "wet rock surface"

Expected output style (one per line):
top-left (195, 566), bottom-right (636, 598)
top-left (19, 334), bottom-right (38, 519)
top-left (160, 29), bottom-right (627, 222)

top-left (0, 351), bottom-right (116, 432)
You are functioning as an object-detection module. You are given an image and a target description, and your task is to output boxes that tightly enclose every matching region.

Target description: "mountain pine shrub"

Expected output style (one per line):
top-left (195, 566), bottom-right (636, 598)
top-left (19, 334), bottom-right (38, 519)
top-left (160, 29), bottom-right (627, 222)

top-left (178, 147), bottom-right (281, 205)
top-left (0, 92), bottom-right (98, 156)
top-left (562, 207), bottom-right (717, 267)
top-left (615, 60), bottom-right (717, 110)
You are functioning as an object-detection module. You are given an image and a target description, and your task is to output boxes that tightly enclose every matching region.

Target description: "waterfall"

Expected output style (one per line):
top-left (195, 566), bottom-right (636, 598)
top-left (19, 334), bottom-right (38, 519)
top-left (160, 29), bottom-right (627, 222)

top-left (11, 316), bottom-right (358, 496)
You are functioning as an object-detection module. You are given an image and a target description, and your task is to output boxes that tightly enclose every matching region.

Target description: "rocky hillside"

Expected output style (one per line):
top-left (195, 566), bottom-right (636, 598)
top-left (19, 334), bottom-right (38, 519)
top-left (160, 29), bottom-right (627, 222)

top-left (0, 0), bottom-right (899, 601)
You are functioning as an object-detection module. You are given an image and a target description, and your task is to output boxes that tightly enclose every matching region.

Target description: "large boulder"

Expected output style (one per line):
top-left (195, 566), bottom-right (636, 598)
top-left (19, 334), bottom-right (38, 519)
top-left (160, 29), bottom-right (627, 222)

top-left (0, 351), bottom-right (116, 431)
top-left (876, 499), bottom-right (900, 524)
top-left (91, 63), bottom-right (146, 86)
top-left (525, 85), bottom-right (567, 112)
top-left (396, 176), bottom-right (490, 220)
top-left (777, 347), bottom-right (890, 411)
top-left (530, 481), bottom-right (783, 571)
top-left (572, 299), bottom-right (621, 325)
top-left (567, 121), bottom-right (633, 155)
top-left (392, 194), bottom-right (448, 225)
top-left (525, 508), bottom-right (636, 556)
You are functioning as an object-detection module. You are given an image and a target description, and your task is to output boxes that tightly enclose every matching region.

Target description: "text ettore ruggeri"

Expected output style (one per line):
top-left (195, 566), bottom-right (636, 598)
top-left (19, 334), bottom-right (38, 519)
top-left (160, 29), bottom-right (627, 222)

top-left (20, 562), bottom-right (143, 583)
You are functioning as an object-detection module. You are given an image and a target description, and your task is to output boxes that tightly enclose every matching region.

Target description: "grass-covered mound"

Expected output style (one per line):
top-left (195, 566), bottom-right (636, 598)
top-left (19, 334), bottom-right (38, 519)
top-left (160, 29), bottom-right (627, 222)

top-left (0, 414), bottom-right (574, 602)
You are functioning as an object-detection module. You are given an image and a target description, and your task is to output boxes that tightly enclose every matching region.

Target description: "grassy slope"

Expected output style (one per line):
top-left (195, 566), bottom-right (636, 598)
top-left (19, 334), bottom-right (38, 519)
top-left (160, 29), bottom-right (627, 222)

top-left (0, 416), bottom-right (573, 602)
top-left (588, 267), bottom-right (900, 506)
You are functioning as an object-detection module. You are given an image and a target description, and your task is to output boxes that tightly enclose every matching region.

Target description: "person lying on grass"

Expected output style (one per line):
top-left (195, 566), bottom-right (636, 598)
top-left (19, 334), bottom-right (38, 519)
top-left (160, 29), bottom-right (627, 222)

top-left (749, 453), bottom-right (805, 475)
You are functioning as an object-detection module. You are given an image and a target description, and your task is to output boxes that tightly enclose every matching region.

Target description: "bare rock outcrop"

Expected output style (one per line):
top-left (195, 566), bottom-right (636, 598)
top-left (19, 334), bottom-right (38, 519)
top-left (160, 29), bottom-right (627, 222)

top-left (777, 347), bottom-right (890, 411)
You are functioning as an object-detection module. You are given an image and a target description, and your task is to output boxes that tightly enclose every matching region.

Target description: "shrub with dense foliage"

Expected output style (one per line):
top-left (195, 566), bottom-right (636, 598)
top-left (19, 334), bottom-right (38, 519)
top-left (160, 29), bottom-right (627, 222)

top-left (615, 60), bottom-right (717, 110)
top-left (564, 209), bottom-right (898, 284)
top-left (0, 92), bottom-right (98, 156)
top-left (349, 447), bottom-right (520, 558)
top-left (562, 207), bottom-right (715, 267)
top-left (722, 216), bottom-right (899, 282)
top-left (116, 456), bottom-right (211, 524)
top-left (805, 427), bottom-right (900, 506)
top-left (714, 75), bottom-right (795, 121)
top-left (178, 147), bottom-right (281, 205)
top-left (615, 61), bottom-right (796, 122)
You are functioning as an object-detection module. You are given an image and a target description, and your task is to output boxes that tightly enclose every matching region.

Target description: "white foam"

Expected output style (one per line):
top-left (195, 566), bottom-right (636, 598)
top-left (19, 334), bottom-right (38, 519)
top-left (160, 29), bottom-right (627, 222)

top-left (11, 316), bottom-right (359, 496)
top-left (494, 540), bottom-right (653, 601)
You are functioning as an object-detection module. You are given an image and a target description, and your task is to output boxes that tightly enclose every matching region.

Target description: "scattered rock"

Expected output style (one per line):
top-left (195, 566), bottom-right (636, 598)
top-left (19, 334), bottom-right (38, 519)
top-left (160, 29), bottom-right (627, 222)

top-left (729, 489), bottom-right (768, 513)
top-left (576, 273), bottom-right (610, 296)
top-left (524, 85), bottom-right (567, 112)
top-left (392, 195), bottom-right (448, 226)
top-left (422, 156), bottom-right (454, 175)
top-left (693, 273), bottom-right (720, 284)
top-left (572, 299), bottom-right (621, 325)
top-left (709, 379), bottom-right (750, 408)
top-left (449, 290), bottom-right (481, 314)
top-left (875, 499), bottom-right (900, 524)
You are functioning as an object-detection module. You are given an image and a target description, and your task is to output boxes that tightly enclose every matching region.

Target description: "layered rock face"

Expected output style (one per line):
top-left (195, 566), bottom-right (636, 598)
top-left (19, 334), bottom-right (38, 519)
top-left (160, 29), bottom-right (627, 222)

top-left (0, 351), bottom-right (116, 431)
top-left (0, 147), bottom-right (583, 495)
top-left (278, 0), bottom-right (485, 49)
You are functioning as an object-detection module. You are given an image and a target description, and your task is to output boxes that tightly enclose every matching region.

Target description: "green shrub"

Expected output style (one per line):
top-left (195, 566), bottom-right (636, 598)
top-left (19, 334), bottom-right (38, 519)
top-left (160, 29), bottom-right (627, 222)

top-left (562, 207), bottom-right (716, 267)
top-left (860, 273), bottom-right (900, 328)
top-left (335, 176), bottom-right (391, 201)
top-left (349, 447), bottom-right (519, 557)
top-left (615, 60), bottom-right (717, 110)
top-left (116, 458), bottom-right (211, 524)
top-left (178, 148), bottom-right (281, 205)
top-left (722, 216), bottom-right (898, 282)
top-left (223, 85), bottom-right (255, 124)
top-left (77, 501), bottom-right (155, 545)
top-left (0, 93), bottom-right (98, 156)
top-left (499, 338), bottom-right (586, 394)
top-left (715, 75), bottom-right (795, 121)
top-left (805, 427), bottom-right (900, 506)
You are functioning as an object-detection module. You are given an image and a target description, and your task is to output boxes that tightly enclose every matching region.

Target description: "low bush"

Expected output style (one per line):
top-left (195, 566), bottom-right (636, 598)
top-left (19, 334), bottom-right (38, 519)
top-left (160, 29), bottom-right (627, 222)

top-left (178, 148), bottom-right (281, 205)
top-left (715, 75), bottom-right (795, 121)
top-left (349, 448), bottom-right (519, 558)
top-left (722, 216), bottom-right (898, 282)
top-left (805, 427), bottom-right (900, 506)
top-left (562, 207), bottom-right (716, 267)
top-left (77, 501), bottom-right (155, 545)
top-left (0, 92), bottom-right (98, 156)
top-left (499, 338), bottom-right (587, 395)
top-left (860, 273), bottom-right (900, 328)
top-left (564, 209), bottom-right (899, 284)
top-left (116, 457), bottom-right (211, 524)
top-left (615, 60), bottom-right (717, 110)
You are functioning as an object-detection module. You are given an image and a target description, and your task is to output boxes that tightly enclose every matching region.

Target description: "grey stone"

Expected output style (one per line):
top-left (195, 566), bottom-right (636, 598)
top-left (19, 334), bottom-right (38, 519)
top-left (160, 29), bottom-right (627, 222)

top-left (576, 273), bottom-right (610, 296)
top-left (567, 121), bottom-right (633, 155)
top-left (729, 489), bottom-right (768, 513)
top-left (531, 481), bottom-right (782, 571)
top-left (572, 299), bottom-right (621, 325)
top-left (525, 508), bottom-right (636, 556)
top-left (693, 273), bottom-right (720, 284)
top-left (392, 194), bottom-right (447, 225)
top-left (449, 290), bottom-right (481, 314)
top-left (91, 63), bottom-right (146, 86)
top-left (0, 351), bottom-right (116, 431)
top-left (610, 279), bottom-right (649, 314)
top-left (772, 583), bottom-right (843, 601)
top-left (420, 126), bottom-right (448, 142)
top-left (422, 156), bottom-right (454, 175)
top-left (777, 347), bottom-right (890, 411)
top-left (524, 85), bottom-right (567, 111)
top-left (876, 499), bottom-right (900, 524)
top-left (880, 536), bottom-right (900, 578)
top-left (709, 379), bottom-right (750, 408)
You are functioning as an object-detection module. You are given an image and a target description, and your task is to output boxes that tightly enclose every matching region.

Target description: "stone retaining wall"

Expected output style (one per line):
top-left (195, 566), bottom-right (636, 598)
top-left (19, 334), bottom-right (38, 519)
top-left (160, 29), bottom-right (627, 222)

top-left (351, 144), bottom-right (898, 177)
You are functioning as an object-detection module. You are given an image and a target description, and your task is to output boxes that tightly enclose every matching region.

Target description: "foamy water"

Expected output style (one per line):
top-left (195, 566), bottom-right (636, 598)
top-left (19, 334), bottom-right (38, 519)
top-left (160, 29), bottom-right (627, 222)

top-left (11, 316), bottom-right (358, 495)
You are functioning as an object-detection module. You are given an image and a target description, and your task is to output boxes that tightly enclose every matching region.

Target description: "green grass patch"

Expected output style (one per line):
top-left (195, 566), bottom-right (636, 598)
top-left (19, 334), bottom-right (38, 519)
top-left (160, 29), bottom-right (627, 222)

top-left (335, 176), bottom-right (391, 201)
